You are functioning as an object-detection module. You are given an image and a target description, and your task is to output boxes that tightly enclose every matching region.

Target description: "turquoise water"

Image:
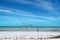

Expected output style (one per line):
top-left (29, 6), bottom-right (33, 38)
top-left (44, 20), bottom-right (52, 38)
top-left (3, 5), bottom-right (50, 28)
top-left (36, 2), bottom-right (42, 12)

top-left (0, 26), bottom-right (60, 31)
top-left (0, 26), bottom-right (60, 28)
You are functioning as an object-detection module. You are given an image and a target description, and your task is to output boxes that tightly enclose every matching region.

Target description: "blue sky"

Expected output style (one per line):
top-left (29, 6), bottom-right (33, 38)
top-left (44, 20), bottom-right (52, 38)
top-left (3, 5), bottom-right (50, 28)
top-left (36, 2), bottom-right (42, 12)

top-left (0, 0), bottom-right (60, 26)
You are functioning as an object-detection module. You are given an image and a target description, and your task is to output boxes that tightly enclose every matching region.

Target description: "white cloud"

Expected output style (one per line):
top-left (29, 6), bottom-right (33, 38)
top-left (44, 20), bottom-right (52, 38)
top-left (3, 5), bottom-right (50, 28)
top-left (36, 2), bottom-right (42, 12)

top-left (0, 6), bottom-right (56, 21)
top-left (0, 6), bottom-right (48, 23)
top-left (29, 18), bottom-right (47, 22)
top-left (7, 0), bottom-right (32, 4)
top-left (0, 9), bottom-right (12, 13)
top-left (7, 0), bottom-right (53, 10)
top-left (0, 16), bottom-right (18, 20)
top-left (10, 8), bottom-right (56, 20)
top-left (26, 14), bottom-right (56, 20)
top-left (0, 15), bottom-right (47, 23)
top-left (7, 0), bottom-right (59, 15)
top-left (11, 9), bottom-right (56, 20)
top-left (32, 0), bottom-right (57, 14)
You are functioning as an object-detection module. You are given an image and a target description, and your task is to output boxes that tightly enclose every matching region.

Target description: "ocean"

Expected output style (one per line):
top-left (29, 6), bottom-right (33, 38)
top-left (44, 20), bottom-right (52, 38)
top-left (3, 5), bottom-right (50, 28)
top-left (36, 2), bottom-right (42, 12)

top-left (0, 26), bottom-right (60, 31)
top-left (0, 26), bottom-right (60, 28)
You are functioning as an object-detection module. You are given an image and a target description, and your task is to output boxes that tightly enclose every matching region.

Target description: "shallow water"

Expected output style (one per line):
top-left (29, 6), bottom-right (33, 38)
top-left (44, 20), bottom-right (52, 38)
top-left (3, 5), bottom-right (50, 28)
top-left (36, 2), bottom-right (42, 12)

top-left (0, 26), bottom-right (60, 32)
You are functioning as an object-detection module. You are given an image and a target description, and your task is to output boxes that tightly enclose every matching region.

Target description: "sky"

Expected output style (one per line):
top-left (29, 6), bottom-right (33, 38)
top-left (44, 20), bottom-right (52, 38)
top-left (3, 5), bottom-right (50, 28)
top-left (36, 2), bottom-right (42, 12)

top-left (0, 0), bottom-right (60, 26)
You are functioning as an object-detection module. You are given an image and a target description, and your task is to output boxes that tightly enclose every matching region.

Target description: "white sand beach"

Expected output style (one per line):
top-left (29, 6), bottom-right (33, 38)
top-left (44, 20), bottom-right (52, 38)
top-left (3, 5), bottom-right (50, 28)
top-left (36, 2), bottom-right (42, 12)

top-left (0, 31), bottom-right (60, 40)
